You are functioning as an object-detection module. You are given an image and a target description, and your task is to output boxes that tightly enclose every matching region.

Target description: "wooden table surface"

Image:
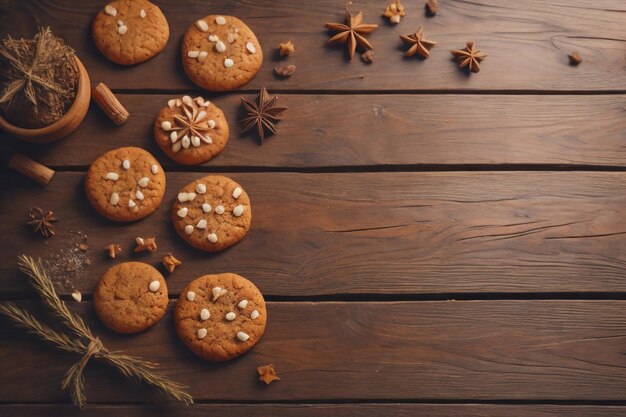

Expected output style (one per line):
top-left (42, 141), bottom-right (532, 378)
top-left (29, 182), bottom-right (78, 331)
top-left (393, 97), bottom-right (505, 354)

top-left (1, 0), bottom-right (625, 416)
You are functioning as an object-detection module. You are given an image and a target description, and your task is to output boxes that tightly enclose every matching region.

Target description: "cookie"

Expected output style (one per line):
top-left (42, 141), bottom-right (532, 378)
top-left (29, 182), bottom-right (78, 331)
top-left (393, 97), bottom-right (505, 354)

top-left (171, 175), bottom-right (251, 252)
top-left (94, 262), bottom-right (168, 333)
top-left (92, 0), bottom-right (169, 65)
top-left (174, 273), bottom-right (267, 361)
top-left (182, 15), bottom-right (263, 91)
top-left (154, 95), bottom-right (229, 165)
top-left (85, 147), bottom-right (166, 222)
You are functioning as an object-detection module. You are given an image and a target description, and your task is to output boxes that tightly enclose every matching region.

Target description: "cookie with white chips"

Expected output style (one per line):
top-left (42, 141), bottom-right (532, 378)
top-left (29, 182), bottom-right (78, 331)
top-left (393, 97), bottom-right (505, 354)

top-left (85, 147), bottom-right (166, 222)
top-left (94, 262), bottom-right (168, 333)
top-left (154, 95), bottom-right (229, 165)
top-left (92, 0), bottom-right (169, 65)
top-left (174, 273), bottom-right (267, 361)
top-left (171, 175), bottom-right (251, 252)
top-left (182, 15), bottom-right (263, 91)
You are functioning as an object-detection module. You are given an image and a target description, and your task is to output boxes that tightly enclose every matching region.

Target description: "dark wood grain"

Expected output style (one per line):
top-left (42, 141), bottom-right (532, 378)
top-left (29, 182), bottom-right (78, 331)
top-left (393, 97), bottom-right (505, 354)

top-left (0, 0), bottom-right (624, 92)
top-left (1, 300), bottom-right (625, 402)
top-left (3, 404), bottom-right (626, 417)
top-left (10, 94), bottom-right (625, 168)
top-left (2, 171), bottom-right (626, 296)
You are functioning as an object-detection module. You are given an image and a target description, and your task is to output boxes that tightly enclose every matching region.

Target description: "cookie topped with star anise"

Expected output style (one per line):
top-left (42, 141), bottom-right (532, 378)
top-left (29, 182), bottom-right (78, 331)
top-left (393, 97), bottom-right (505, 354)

top-left (154, 95), bottom-right (229, 165)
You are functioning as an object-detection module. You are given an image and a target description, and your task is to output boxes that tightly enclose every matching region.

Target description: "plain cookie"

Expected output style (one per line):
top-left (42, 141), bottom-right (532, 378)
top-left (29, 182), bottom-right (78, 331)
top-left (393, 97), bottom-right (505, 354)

top-left (94, 262), bottom-right (168, 333)
top-left (182, 15), bottom-right (263, 91)
top-left (92, 0), bottom-right (169, 65)
top-left (174, 273), bottom-right (267, 361)
top-left (171, 175), bottom-right (251, 252)
top-left (154, 95), bottom-right (229, 165)
top-left (85, 147), bottom-right (166, 222)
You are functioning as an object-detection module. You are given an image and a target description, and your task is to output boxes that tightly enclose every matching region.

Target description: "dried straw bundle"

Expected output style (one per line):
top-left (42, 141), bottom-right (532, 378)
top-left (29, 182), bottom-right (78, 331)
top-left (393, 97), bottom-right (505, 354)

top-left (0, 255), bottom-right (193, 408)
top-left (0, 27), bottom-right (78, 128)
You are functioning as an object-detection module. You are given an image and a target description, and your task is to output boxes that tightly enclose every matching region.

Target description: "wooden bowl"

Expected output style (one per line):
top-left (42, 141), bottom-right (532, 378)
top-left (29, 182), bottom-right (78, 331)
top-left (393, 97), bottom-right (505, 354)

top-left (0, 56), bottom-right (91, 143)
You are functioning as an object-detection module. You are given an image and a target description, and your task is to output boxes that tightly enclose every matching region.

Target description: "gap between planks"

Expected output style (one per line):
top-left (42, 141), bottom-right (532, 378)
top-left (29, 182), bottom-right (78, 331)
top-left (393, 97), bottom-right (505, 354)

top-left (3, 292), bottom-right (626, 303)
top-left (109, 89), bottom-right (626, 95)
top-left (42, 164), bottom-right (626, 173)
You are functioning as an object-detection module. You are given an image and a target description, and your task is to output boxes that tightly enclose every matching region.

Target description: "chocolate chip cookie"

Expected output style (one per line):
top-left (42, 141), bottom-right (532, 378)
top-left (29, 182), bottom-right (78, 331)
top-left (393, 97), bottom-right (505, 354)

top-left (94, 262), bottom-right (168, 333)
top-left (174, 273), bottom-right (267, 361)
top-left (171, 175), bottom-right (251, 252)
top-left (85, 147), bottom-right (166, 222)
top-left (154, 95), bottom-right (229, 165)
top-left (92, 0), bottom-right (170, 65)
top-left (182, 15), bottom-right (263, 91)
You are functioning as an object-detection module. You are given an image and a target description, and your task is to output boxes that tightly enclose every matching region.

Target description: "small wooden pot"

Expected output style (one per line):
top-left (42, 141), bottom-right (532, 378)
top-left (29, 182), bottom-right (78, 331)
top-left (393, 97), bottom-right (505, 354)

top-left (0, 56), bottom-right (91, 143)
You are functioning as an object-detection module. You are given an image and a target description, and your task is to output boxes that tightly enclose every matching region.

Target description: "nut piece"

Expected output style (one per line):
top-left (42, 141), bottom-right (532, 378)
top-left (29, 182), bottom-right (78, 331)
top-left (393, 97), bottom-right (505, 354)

top-left (134, 236), bottom-right (157, 253)
top-left (361, 50), bottom-right (374, 63)
top-left (212, 286), bottom-right (227, 302)
top-left (106, 243), bottom-right (122, 259)
top-left (71, 290), bottom-right (82, 302)
top-left (92, 83), bottom-right (129, 125)
top-left (383, 0), bottom-right (406, 24)
top-left (568, 51), bottom-right (582, 65)
top-left (426, 0), bottom-right (439, 16)
top-left (162, 253), bottom-right (182, 273)
top-left (277, 40), bottom-right (295, 56)
top-left (274, 64), bottom-right (296, 77)
top-left (257, 364), bottom-right (281, 385)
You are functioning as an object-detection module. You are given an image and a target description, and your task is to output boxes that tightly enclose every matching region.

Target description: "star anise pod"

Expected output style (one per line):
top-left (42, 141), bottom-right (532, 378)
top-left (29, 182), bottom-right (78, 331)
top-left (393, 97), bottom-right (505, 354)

top-left (450, 41), bottom-right (487, 73)
top-left (325, 2), bottom-right (378, 61)
top-left (169, 96), bottom-right (213, 146)
top-left (240, 87), bottom-right (287, 144)
top-left (27, 207), bottom-right (57, 238)
top-left (400, 26), bottom-right (436, 58)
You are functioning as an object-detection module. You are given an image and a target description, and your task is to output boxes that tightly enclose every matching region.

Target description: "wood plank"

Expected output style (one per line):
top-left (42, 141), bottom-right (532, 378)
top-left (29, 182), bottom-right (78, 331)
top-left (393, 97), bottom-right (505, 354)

top-left (3, 404), bottom-right (626, 417)
top-left (1, 300), bottom-right (625, 402)
top-left (0, 0), bottom-right (624, 91)
top-left (10, 94), bottom-right (626, 168)
top-left (1, 171), bottom-right (626, 296)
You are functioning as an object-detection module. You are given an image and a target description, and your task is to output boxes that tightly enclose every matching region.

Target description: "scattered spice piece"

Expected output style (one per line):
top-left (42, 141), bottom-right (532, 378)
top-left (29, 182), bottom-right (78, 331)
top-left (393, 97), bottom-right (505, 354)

top-left (27, 207), bottom-right (58, 238)
top-left (426, 0), bottom-right (439, 16)
top-left (91, 82), bottom-right (129, 125)
top-left (257, 364), bottom-right (281, 385)
top-left (162, 253), bottom-right (182, 273)
top-left (400, 26), bottom-right (436, 58)
top-left (240, 87), bottom-right (288, 144)
top-left (325, 2), bottom-right (378, 61)
top-left (274, 64), bottom-right (296, 77)
top-left (277, 40), bottom-right (295, 56)
top-left (0, 27), bottom-right (78, 129)
top-left (361, 50), bottom-right (374, 63)
top-left (450, 41), bottom-right (487, 73)
top-left (65, 258), bottom-right (79, 272)
top-left (106, 243), bottom-right (122, 259)
top-left (71, 290), bottom-right (82, 302)
top-left (77, 243), bottom-right (88, 252)
top-left (568, 51), bottom-right (582, 65)
top-left (383, 0), bottom-right (405, 24)
top-left (134, 236), bottom-right (157, 253)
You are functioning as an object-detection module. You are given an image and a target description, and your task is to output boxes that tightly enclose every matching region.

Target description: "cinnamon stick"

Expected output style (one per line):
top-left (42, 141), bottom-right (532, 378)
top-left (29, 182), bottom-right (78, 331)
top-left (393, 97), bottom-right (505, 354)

top-left (91, 82), bottom-right (129, 125)
top-left (8, 153), bottom-right (55, 185)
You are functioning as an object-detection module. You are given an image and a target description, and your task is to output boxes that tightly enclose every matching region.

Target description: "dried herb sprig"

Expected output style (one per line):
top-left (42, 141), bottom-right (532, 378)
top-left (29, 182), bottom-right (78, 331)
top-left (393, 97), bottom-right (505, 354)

top-left (0, 255), bottom-right (193, 408)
